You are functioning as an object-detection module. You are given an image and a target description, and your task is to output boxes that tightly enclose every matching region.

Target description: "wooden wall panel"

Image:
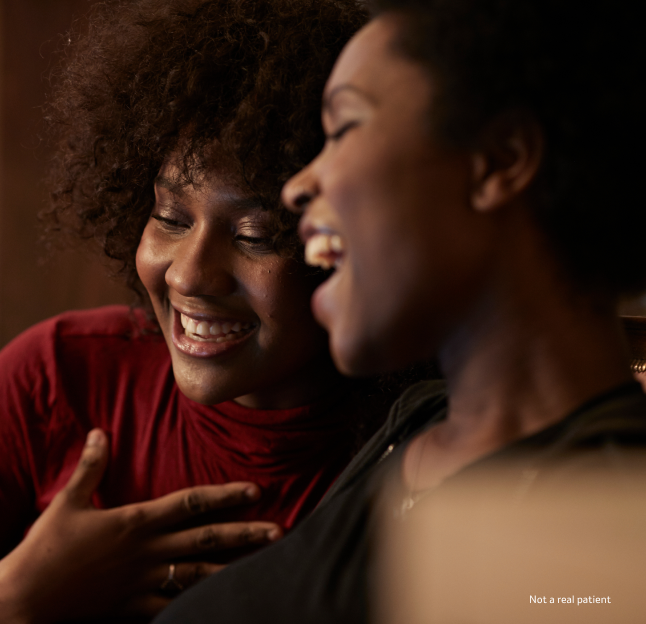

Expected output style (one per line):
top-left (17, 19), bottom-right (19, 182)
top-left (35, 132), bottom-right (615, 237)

top-left (0, 0), bottom-right (130, 349)
top-left (1, 0), bottom-right (644, 351)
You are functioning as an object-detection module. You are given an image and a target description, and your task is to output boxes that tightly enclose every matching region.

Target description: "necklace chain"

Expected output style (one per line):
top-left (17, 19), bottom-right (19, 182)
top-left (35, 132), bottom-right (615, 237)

top-left (395, 430), bottom-right (433, 519)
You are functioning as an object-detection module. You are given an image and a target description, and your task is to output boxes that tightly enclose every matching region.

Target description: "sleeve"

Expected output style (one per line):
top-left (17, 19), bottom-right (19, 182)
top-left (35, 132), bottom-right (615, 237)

top-left (0, 321), bottom-right (59, 556)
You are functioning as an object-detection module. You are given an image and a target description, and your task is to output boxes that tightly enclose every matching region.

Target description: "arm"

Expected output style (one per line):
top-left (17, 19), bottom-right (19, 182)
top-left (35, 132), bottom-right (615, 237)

top-left (0, 430), bottom-right (282, 624)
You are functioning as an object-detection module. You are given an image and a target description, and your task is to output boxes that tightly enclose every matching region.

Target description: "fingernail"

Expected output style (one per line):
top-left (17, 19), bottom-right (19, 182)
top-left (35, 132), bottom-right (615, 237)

top-left (86, 430), bottom-right (102, 447)
top-left (244, 485), bottom-right (260, 500)
top-left (267, 528), bottom-right (282, 541)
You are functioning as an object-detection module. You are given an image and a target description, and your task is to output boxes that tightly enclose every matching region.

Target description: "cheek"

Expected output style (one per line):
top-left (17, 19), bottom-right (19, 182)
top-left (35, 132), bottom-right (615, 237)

top-left (326, 142), bottom-right (404, 253)
top-left (135, 227), bottom-right (167, 296)
top-left (255, 262), bottom-right (323, 331)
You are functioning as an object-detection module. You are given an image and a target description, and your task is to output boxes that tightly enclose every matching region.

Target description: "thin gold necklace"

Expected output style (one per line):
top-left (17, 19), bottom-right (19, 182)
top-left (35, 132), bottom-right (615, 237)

top-left (395, 431), bottom-right (434, 519)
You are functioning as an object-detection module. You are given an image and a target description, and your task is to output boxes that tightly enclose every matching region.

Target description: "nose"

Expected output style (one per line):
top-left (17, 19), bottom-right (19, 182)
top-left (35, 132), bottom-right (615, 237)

top-left (165, 232), bottom-right (237, 298)
top-left (282, 161), bottom-right (319, 214)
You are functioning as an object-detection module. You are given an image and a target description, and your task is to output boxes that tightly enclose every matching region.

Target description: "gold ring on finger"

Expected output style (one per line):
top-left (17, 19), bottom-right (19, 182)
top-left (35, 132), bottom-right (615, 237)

top-left (160, 563), bottom-right (184, 595)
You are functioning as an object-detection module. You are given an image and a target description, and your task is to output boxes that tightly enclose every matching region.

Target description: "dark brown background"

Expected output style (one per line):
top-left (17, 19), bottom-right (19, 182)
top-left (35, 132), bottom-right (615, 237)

top-left (1, 0), bottom-right (645, 351)
top-left (0, 0), bottom-right (130, 349)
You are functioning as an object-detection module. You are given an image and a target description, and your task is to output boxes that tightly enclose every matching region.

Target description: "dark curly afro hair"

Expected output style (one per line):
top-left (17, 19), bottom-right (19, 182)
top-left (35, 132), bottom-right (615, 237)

top-left (42, 0), bottom-right (367, 303)
top-left (371, 0), bottom-right (645, 299)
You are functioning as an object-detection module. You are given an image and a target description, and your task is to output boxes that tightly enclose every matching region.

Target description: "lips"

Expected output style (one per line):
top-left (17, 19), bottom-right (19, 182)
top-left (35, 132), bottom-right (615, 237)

top-left (172, 308), bottom-right (257, 357)
top-left (297, 216), bottom-right (348, 329)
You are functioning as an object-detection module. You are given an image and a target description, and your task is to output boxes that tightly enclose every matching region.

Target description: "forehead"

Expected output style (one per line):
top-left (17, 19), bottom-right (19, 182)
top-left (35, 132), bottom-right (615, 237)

top-left (156, 157), bottom-right (253, 197)
top-left (324, 16), bottom-right (432, 107)
top-left (154, 159), bottom-right (267, 219)
top-left (157, 149), bottom-right (241, 184)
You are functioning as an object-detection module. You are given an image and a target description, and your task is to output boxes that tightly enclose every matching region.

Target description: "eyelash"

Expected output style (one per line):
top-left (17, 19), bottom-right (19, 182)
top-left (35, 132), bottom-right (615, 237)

top-left (152, 214), bottom-right (275, 252)
top-left (327, 121), bottom-right (359, 141)
top-left (151, 214), bottom-right (187, 229)
top-left (235, 234), bottom-right (275, 253)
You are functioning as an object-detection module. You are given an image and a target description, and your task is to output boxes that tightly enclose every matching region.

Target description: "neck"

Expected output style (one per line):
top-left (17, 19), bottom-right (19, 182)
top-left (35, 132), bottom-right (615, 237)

top-left (403, 205), bottom-right (634, 493)
top-left (438, 248), bottom-right (631, 447)
top-left (404, 256), bottom-right (632, 493)
top-left (235, 354), bottom-right (351, 410)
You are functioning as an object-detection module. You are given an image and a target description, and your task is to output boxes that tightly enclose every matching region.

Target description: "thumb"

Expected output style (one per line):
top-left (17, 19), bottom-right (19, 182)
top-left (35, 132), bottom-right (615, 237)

top-left (63, 429), bottom-right (109, 506)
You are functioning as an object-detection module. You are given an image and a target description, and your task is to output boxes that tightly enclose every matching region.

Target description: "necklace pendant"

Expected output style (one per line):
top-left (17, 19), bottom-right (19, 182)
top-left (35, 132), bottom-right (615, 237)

top-left (394, 494), bottom-right (417, 519)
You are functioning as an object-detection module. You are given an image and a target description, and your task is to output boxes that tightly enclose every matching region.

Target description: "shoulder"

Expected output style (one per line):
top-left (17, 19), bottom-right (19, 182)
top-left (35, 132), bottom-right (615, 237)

top-left (37, 305), bottom-right (154, 341)
top-left (0, 305), bottom-right (166, 397)
top-left (549, 383), bottom-right (646, 474)
top-left (0, 307), bottom-right (146, 495)
top-left (517, 382), bottom-right (646, 460)
top-left (1, 305), bottom-right (149, 352)
top-left (478, 383), bottom-right (646, 495)
top-left (569, 382), bottom-right (646, 445)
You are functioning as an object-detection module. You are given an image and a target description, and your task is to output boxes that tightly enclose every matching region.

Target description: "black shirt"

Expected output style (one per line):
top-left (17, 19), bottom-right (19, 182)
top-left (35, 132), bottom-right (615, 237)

top-left (154, 380), bottom-right (646, 624)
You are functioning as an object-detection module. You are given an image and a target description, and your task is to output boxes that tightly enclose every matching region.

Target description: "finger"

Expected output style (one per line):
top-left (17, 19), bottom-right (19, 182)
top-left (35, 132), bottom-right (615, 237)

top-left (63, 429), bottom-right (109, 506)
top-left (151, 521), bottom-right (283, 559)
top-left (139, 482), bottom-right (263, 530)
top-left (119, 593), bottom-right (171, 619)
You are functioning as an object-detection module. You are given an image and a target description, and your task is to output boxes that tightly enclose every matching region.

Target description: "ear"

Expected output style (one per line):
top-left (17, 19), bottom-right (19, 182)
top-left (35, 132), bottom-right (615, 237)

top-left (470, 110), bottom-right (544, 212)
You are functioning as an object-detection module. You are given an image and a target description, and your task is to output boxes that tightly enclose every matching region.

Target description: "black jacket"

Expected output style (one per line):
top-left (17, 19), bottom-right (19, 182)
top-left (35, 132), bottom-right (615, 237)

top-left (154, 380), bottom-right (646, 624)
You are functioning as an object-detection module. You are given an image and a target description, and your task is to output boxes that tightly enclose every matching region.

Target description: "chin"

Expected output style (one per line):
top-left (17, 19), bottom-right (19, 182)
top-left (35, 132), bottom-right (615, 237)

top-left (330, 330), bottom-right (385, 377)
top-left (177, 385), bottom-right (220, 406)
top-left (331, 319), bottom-right (436, 378)
top-left (173, 372), bottom-right (230, 406)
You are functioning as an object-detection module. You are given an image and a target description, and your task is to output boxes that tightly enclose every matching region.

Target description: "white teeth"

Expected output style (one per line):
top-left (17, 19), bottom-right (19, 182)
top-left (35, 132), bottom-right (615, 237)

top-left (196, 321), bottom-right (210, 337)
top-left (304, 232), bottom-right (344, 270)
top-left (179, 312), bottom-right (254, 340)
top-left (330, 234), bottom-right (343, 253)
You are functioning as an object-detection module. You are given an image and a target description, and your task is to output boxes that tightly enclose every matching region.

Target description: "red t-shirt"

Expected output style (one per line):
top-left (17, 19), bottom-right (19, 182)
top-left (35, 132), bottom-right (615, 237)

top-left (0, 306), bottom-right (357, 556)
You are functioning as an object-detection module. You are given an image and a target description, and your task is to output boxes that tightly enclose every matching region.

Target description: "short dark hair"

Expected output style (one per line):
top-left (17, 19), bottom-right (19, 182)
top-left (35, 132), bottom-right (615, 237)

top-left (371, 0), bottom-right (645, 298)
top-left (43, 0), bottom-right (367, 302)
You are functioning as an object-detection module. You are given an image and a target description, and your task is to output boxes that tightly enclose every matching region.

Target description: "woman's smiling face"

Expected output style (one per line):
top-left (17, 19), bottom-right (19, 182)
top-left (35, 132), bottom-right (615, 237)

top-left (283, 17), bottom-right (496, 375)
top-left (136, 159), bottom-right (333, 409)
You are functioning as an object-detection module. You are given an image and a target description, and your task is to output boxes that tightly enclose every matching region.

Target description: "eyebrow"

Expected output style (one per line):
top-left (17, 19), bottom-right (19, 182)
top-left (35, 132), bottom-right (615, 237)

top-left (322, 84), bottom-right (377, 111)
top-left (154, 175), bottom-right (264, 213)
top-left (154, 174), bottom-right (190, 197)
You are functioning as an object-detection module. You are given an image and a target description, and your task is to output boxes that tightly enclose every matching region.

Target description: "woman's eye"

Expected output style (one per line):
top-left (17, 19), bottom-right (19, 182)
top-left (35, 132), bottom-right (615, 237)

top-left (151, 214), bottom-right (188, 230)
top-left (235, 234), bottom-right (275, 253)
top-left (327, 121), bottom-right (359, 141)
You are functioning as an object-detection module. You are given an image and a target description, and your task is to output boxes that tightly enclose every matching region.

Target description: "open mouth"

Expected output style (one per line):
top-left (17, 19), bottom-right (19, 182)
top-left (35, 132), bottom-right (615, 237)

top-left (171, 308), bottom-right (258, 358)
top-left (180, 313), bottom-right (256, 343)
top-left (304, 232), bottom-right (345, 271)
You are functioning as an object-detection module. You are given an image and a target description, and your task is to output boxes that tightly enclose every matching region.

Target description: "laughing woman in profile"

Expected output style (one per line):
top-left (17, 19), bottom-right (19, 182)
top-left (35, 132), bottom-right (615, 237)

top-left (153, 1), bottom-right (646, 622)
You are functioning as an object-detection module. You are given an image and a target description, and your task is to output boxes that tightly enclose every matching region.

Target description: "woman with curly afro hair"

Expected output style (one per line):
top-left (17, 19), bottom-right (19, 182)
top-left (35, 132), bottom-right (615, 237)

top-left (0, 0), bottom-right (381, 621)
